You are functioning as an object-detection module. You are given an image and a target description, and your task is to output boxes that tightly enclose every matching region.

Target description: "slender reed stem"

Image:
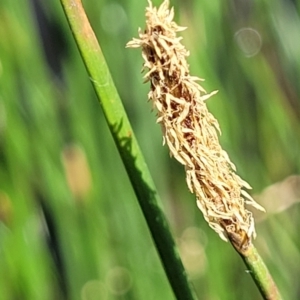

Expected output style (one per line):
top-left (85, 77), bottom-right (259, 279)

top-left (228, 234), bottom-right (282, 300)
top-left (60, 0), bottom-right (197, 299)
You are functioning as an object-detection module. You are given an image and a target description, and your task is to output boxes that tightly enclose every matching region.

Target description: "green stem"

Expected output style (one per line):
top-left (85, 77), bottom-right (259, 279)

top-left (60, 0), bottom-right (196, 299)
top-left (232, 240), bottom-right (282, 300)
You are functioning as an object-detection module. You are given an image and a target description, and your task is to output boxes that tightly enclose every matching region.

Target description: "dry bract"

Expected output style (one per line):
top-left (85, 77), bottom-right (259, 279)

top-left (127, 0), bottom-right (264, 245)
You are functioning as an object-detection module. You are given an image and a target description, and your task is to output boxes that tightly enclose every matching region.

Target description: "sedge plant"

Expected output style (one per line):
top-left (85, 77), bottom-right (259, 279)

top-left (61, 0), bottom-right (282, 298)
top-left (126, 1), bottom-right (282, 299)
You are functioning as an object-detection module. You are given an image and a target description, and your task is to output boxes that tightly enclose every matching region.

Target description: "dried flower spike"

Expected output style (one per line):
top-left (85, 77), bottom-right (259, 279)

top-left (126, 0), bottom-right (264, 247)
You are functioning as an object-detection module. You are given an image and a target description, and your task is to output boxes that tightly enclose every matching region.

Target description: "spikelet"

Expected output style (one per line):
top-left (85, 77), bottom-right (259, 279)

top-left (126, 0), bottom-right (264, 247)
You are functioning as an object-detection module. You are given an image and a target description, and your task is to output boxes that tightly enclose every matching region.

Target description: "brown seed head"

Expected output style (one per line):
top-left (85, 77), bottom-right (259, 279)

top-left (127, 0), bottom-right (264, 245)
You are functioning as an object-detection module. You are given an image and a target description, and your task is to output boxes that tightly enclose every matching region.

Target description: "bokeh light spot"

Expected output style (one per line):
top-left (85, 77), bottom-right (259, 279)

top-left (81, 280), bottom-right (108, 300)
top-left (100, 3), bottom-right (127, 35)
top-left (105, 266), bottom-right (132, 295)
top-left (234, 27), bottom-right (262, 57)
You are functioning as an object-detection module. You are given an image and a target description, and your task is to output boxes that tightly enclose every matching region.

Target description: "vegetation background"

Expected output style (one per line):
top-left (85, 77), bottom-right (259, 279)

top-left (1, 0), bottom-right (300, 299)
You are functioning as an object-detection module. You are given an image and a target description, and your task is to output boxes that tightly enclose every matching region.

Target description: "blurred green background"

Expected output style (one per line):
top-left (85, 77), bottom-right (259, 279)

top-left (0, 0), bottom-right (300, 299)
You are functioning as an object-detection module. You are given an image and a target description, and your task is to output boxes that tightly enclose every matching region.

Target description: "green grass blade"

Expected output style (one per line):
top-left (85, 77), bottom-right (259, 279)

top-left (59, 0), bottom-right (197, 299)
